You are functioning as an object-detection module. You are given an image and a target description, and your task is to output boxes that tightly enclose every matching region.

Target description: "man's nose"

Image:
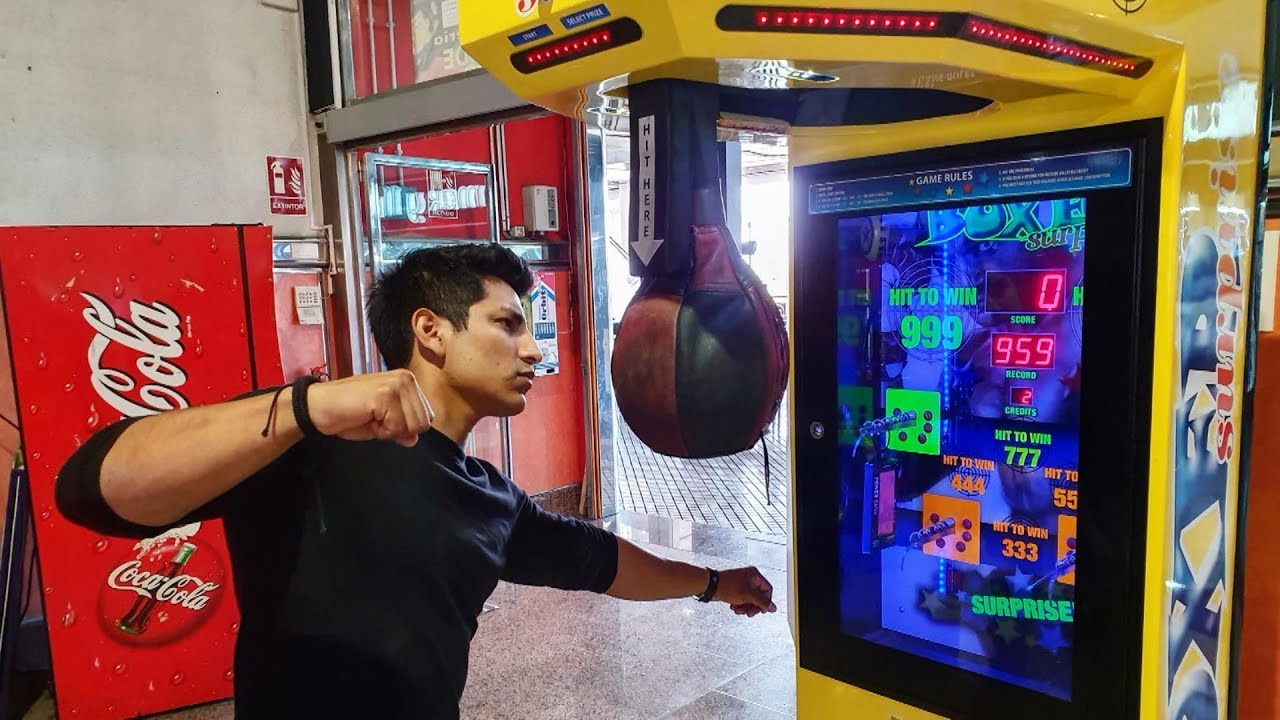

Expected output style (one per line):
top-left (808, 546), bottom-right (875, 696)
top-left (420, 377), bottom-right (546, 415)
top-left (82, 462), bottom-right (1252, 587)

top-left (519, 331), bottom-right (543, 365)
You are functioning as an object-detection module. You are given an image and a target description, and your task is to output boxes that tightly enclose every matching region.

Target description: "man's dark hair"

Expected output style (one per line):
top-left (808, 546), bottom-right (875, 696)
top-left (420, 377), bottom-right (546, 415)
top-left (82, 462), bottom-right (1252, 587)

top-left (367, 243), bottom-right (535, 369)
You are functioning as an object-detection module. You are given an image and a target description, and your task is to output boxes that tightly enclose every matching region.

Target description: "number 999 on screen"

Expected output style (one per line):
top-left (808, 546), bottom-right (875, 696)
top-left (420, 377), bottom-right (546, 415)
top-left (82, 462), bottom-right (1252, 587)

top-left (899, 315), bottom-right (963, 351)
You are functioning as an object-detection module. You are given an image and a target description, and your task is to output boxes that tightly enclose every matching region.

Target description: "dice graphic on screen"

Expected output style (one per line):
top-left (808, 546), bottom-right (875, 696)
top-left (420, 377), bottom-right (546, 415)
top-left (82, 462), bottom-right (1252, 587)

top-left (885, 388), bottom-right (941, 456)
top-left (921, 494), bottom-right (981, 565)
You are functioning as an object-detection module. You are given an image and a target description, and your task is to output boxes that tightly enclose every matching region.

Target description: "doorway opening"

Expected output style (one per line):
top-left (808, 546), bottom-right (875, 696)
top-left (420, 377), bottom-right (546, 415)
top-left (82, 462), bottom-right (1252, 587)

top-left (597, 127), bottom-right (792, 538)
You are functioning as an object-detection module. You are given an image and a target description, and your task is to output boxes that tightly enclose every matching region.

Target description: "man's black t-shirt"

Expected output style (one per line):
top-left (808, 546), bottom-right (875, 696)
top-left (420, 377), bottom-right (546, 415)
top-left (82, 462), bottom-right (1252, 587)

top-left (55, 398), bottom-right (619, 720)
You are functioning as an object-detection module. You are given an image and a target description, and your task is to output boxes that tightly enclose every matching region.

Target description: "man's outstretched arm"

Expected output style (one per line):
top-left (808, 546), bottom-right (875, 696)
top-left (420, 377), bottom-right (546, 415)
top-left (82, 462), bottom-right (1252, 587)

top-left (502, 497), bottom-right (776, 616)
top-left (607, 537), bottom-right (777, 616)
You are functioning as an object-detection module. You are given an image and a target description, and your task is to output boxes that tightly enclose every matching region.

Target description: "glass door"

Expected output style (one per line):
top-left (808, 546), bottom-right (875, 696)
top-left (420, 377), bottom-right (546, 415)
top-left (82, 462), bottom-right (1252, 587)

top-left (362, 152), bottom-right (512, 476)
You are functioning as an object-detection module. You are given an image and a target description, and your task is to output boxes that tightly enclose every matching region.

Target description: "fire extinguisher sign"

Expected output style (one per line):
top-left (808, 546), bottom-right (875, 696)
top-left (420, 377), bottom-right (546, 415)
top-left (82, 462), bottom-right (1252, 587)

top-left (266, 156), bottom-right (307, 216)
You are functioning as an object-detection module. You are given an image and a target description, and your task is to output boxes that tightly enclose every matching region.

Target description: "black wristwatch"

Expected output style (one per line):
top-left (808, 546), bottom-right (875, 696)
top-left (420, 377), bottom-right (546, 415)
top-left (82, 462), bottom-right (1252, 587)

top-left (696, 568), bottom-right (720, 603)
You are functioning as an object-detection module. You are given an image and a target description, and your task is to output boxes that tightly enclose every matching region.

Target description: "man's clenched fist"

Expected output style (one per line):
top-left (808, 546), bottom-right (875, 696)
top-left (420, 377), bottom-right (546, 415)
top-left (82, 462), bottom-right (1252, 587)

top-left (714, 567), bottom-right (777, 617)
top-left (306, 370), bottom-right (434, 447)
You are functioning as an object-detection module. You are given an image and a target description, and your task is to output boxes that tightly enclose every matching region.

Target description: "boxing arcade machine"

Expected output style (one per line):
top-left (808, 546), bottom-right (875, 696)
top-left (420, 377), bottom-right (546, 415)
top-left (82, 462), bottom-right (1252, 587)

top-left (461, 1), bottom-right (1271, 718)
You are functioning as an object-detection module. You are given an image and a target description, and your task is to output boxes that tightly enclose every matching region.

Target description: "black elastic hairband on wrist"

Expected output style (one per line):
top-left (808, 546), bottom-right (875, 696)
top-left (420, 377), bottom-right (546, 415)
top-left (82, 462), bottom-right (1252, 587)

top-left (291, 375), bottom-right (324, 438)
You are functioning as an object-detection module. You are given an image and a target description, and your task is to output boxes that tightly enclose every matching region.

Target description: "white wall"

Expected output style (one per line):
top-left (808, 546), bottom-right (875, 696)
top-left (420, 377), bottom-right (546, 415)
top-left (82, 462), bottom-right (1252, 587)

top-left (0, 0), bottom-right (318, 232)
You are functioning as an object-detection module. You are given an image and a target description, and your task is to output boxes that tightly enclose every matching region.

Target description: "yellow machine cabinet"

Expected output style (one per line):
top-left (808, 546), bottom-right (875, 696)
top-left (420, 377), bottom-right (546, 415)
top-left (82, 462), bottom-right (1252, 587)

top-left (461, 1), bottom-right (1272, 718)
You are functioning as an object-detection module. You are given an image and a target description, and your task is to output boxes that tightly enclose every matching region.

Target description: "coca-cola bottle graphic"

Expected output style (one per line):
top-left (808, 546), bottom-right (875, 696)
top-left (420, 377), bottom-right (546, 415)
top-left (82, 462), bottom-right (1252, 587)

top-left (117, 542), bottom-right (197, 635)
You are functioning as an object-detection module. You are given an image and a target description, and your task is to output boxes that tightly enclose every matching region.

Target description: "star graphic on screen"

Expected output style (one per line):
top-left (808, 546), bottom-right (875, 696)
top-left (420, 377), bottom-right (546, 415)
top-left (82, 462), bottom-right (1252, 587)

top-left (1039, 624), bottom-right (1069, 655)
top-left (995, 618), bottom-right (1020, 644)
top-left (1059, 362), bottom-right (1082, 399)
top-left (1007, 566), bottom-right (1034, 593)
top-left (921, 590), bottom-right (948, 619)
top-left (945, 186), bottom-right (955, 196)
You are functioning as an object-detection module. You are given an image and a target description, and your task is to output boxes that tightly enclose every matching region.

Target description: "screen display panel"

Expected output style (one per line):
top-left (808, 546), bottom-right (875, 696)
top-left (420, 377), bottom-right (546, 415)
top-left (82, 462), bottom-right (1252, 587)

top-left (794, 128), bottom-right (1159, 719)
top-left (834, 195), bottom-right (1088, 701)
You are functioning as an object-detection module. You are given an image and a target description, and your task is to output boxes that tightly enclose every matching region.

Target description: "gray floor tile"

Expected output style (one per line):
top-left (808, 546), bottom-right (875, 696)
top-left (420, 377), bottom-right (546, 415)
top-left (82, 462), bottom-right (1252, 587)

top-left (718, 653), bottom-right (798, 716)
top-left (659, 690), bottom-right (793, 719)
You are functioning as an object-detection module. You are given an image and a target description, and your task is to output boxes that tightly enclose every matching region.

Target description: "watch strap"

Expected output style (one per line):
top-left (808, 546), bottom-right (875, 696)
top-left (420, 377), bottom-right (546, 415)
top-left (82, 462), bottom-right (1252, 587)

top-left (696, 568), bottom-right (719, 603)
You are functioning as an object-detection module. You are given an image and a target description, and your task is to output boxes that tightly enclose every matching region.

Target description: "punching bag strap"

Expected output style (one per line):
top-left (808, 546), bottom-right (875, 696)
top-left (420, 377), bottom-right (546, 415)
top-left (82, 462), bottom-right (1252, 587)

top-left (627, 79), bottom-right (725, 278)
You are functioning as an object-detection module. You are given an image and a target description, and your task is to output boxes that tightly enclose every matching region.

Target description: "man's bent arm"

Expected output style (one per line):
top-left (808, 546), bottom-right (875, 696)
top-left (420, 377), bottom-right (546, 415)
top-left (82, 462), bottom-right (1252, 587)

top-left (61, 388), bottom-right (302, 529)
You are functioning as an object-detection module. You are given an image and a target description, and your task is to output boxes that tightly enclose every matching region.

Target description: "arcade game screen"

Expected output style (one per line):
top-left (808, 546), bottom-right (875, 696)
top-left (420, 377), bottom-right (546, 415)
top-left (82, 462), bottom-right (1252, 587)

top-left (834, 195), bottom-right (1085, 701)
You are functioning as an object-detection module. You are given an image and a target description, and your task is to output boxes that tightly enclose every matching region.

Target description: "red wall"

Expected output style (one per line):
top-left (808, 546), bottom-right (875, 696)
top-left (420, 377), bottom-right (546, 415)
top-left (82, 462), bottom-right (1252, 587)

top-left (504, 116), bottom-right (584, 495)
top-left (398, 126), bottom-right (491, 162)
top-left (510, 267), bottom-right (585, 496)
top-left (501, 115), bottom-right (573, 242)
top-left (274, 272), bottom-right (332, 381)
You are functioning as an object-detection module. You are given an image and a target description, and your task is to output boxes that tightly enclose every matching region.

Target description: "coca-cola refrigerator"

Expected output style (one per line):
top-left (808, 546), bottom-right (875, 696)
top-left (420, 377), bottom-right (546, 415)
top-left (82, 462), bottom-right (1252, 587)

top-left (0, 226), bottom-right (283, 718)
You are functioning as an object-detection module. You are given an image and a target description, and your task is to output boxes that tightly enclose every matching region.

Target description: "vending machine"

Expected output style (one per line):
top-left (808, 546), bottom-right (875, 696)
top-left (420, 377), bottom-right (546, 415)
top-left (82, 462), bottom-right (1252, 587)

top-left (460, 0), bottom-right (1271, 718)
top-left (0, 226), bottom-right (283, 718)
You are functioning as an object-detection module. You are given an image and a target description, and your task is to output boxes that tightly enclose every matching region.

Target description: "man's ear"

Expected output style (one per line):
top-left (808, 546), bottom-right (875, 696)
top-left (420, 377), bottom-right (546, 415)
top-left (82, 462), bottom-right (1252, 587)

top-left (411, 308), bottom-right (449, 361)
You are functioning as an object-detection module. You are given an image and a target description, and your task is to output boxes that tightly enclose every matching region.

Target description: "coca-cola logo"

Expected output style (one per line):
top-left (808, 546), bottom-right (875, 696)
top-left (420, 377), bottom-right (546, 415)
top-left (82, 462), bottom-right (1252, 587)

top-left (82, 292), bottom-right (191, 418)
top-left (107, 561), bottom-right (219, 610)
top-left (96, 525), bottom-right (227, 647)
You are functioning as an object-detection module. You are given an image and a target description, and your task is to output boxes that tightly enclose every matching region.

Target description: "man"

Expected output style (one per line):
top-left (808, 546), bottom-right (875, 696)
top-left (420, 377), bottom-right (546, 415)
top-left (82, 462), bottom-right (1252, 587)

top-left (56, 243), bottom-right (776, 719)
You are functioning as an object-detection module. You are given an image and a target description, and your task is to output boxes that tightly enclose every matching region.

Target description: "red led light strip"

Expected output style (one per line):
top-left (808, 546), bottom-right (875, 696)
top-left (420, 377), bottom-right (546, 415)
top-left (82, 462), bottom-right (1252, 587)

top-left (719, 6), bottom-right (1149, 78)
top-left (963, 18), bottom-right (1137, 73)
top-left (525, 28), bottom-right (613, 67)
top-left (752, 9), bottom-right (941, 32)
top-left (512, 18), bottom-right (641, 74)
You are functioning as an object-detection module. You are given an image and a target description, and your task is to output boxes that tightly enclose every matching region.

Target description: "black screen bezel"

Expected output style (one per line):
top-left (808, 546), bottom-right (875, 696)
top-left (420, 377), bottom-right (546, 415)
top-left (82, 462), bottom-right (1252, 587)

top-left (791, 120), bottom-right (1162, 720)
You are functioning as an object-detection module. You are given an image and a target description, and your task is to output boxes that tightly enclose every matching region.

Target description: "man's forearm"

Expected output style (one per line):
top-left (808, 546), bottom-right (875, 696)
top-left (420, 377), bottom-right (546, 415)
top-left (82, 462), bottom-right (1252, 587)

top-left (605, 537), bottom-right (710, 601)
top-left (99, 388), bottom-right (302, 527)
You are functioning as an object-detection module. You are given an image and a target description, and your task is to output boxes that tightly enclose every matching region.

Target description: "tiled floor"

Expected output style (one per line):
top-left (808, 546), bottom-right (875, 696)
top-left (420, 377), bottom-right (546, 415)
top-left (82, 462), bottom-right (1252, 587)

top-left (22, 512), bottom-right (795, 720)
top-left (615, 404), bottom-right (790, 537)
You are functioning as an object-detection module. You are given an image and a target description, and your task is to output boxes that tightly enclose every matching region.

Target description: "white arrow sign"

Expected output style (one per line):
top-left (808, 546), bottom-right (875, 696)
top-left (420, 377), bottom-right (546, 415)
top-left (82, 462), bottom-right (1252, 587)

top-left (634, 114), bottom-right (662, 269)
top-left (632, 237), bottom-right (664, 266)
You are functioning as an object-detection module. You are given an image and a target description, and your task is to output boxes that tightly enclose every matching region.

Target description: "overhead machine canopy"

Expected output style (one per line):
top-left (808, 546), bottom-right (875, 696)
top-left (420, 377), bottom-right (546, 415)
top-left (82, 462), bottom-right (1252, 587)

top-left (463, 2), bottom-right (1269, 719)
